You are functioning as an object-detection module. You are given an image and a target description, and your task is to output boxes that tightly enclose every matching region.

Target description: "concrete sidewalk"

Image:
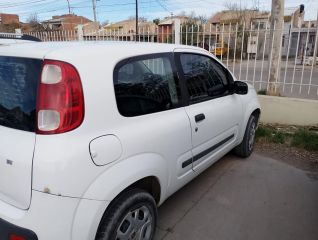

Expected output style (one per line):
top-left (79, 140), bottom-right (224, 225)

top-left (155, 153), bottom-right (318, 240)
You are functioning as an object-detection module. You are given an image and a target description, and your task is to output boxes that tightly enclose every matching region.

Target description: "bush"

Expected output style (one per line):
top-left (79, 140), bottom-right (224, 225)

top-left (292, 129), bottom-right (318, 151)
top-left (257, 89), bottom-right (267, 95)
top-left (256, 126), bottom-right (272, 138)
top-left (272, 132), bottom-right (286, 144)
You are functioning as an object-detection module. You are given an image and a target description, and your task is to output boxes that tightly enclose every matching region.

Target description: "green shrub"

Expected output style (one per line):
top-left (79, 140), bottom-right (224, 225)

top-left (257, 89), bottom-right (267, 95)
top-left (271, 132), bottom-right (286, 144)
top-left (292, 129), bottom-right (318, 151)
top-left (256, 126), bottom-right (272, 138)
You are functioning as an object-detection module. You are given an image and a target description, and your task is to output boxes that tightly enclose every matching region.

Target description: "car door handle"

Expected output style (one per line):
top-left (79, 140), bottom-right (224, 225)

top-left (195, 113), bottom-right (205, 122)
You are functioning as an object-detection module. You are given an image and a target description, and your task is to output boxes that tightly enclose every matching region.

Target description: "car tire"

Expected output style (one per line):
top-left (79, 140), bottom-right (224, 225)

top-left (95, 189), bottom-right (157, 240)
top-left (235, 114), bottom-right (258, 158)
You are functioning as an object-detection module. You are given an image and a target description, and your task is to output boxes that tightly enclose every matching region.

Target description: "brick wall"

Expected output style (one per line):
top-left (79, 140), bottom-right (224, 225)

top-left (0, 13), bottom-right (20, 24)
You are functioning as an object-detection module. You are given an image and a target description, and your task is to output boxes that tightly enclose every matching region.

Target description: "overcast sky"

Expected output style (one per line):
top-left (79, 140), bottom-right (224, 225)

top-left (1, 0), bottom-right (317, 23)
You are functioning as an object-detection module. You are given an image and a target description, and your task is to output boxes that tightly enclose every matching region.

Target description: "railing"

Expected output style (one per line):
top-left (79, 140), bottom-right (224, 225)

top-left (23, 19), bottom-right (318, 100)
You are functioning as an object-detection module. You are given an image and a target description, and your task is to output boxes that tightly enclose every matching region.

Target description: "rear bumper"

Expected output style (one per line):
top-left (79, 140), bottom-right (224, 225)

top-left (0, 218), bottom-right (37, 240)
top-left (0, 190), bottom-right (108, 240)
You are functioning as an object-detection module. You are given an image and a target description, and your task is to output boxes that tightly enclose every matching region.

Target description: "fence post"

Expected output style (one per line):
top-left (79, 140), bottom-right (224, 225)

top-left (174, 19), bottom-right (181, 44)
top-left (15, 29), bottom-right (22, 35)
top-left (77, 24), bottom-right (84, 41)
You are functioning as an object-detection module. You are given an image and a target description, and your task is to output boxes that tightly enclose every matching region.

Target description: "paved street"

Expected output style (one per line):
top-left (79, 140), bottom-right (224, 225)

top-left (224, 60), bottom-right (318, 100)
top-left (155, 153), bottom-right (318, 240)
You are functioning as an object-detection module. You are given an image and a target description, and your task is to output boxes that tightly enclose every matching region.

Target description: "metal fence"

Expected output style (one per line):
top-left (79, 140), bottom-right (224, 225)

top-left (22, 20), bottom-right (318, 100)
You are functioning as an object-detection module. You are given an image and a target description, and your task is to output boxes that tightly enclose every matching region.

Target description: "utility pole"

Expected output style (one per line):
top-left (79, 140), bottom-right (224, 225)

top-left (92, 0), bottom-right (97, 22)
top-left (135, 0), bottom-right (138, 39)
top-left (66, 0), bottom-right (71, 14)
top-left (267, 0), bottom-right (284, 95)
top-left (313, 11), bottom-right (318, 65)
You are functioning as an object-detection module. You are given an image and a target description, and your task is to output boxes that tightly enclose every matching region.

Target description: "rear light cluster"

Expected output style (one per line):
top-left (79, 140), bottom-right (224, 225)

top-left (36, 60), bottom-right (84, 134)
top-left (9, 234), bottom-right (26, 240)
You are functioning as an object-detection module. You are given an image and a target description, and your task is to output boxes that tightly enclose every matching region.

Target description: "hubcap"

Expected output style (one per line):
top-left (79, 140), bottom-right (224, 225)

top-left (116, 206), bottom-right (153, 240)
top-left (248, 121), bottom-right (256, 151)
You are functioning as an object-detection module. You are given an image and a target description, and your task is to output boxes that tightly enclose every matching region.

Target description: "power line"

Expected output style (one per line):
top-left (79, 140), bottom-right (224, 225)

top-left (0, 0), bottom-right (59, 8)
top-left (155, 0), bottom-right (172, 15)
top-left (14, 0), bottom-right (224, 19)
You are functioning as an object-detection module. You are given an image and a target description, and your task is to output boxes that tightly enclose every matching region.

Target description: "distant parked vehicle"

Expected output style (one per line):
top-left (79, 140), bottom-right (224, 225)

top-left (0, 41), bottom-right (260, 240)
top-left (212, 42), bottom-right (228, 56)
top-left (303, 56), bottom-right (318, 65)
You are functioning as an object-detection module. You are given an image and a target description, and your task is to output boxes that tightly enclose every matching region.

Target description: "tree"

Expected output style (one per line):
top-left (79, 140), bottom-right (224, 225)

top-left (198, 15), bottom-right (208, 25)
top-left (153, 18), bottom-right (160, 25)
top-left (128, 16), bottom-right (147, 22)
top-left (26, 13), bottom-right (46, 31)
top-left (180, 12), bottom-right (203, 46)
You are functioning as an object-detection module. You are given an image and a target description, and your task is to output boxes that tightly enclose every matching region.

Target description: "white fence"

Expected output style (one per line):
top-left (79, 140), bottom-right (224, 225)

top-left (20, 20), bottom-right (318, 100)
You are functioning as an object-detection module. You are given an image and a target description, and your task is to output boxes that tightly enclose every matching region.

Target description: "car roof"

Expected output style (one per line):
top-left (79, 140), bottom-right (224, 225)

top-left (0, 41), bottom-right (205, 60)
top-left (0, 39), bottom-right (35, 45)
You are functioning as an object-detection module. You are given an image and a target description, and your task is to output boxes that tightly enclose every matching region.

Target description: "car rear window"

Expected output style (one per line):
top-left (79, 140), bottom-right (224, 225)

top-left (0, 56), bottom-right (41, 132)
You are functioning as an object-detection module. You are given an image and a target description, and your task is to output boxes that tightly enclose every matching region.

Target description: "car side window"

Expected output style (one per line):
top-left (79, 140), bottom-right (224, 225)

top-left (114, 55), bottom-right (181, 117)
top-left (179, 53), bottom-right (231, 104)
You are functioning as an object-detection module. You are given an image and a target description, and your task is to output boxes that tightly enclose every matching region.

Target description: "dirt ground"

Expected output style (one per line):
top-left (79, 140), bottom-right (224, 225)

top-left (255, 141), bottom-right (318, 173)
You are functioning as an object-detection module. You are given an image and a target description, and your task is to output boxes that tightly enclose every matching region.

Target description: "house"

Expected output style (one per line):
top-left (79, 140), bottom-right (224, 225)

top-left (209, 10), bottom-right (265, 30)
top-left (0, 13), bottom-right (19, 25)
top-left (248, 5), bottom-right (306, 58)
top-left (100, 19), bottom-right (157, 41)
top-left (209, 9), bottom-right (269, 55)
top-left (158, 16), bottom-right (189, 43)
top-left (292, 20), bottom-right (317, 59)
top-left (0, 13), bottom-right (21, 32)
top-left (211, 5), bottom-right (306, 58)
top-left (42, 14), bottom-right (92, 31)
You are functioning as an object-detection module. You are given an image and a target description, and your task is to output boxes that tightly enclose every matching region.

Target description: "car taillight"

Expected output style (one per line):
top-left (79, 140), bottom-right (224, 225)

top-left (36, 60), bottom-right (84, 134)
top-left (9, 234), bottom-right (26, 240)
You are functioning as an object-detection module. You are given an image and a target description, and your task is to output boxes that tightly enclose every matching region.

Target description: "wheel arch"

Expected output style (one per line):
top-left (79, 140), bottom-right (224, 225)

top-left (71, 153), bottom-right (168, 240)
top-left (238, 96), bottom-right (261, 144)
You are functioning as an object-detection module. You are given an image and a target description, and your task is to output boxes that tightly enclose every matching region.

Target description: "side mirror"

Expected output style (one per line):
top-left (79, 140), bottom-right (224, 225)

top-left (232, 81), bottom-right (248, 95)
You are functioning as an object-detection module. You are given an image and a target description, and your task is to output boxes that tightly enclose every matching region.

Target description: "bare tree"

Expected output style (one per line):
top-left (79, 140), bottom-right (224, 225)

top-left (198, 15), bottom-right (208, 25)
top-left (26, 13), bottom-right (46, 31)
top-left (223, 1), bottom-right (258, 25)
top-left (128, 16), bottom-right (147, 22)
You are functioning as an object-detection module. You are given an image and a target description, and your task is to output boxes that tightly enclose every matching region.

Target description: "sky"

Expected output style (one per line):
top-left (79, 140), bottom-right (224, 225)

top-left (0, 0), bottom-right (317, 23)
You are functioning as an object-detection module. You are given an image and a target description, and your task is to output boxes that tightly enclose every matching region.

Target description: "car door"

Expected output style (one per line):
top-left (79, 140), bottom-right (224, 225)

top-left (112, 52), bottom-right (195, 197)
top-left (174, 49), bottom-right (243, 173)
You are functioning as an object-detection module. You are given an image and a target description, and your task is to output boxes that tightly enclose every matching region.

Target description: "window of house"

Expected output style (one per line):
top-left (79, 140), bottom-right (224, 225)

top-left (114, 55), bottom-right (180, 117)
top-left (179, 54), bottom-right (231, 104)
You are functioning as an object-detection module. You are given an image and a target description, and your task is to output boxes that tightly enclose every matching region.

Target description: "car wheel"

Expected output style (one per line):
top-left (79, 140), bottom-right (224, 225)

top-left (235, 114), bottom-right (258, 158)
top-left (95, 189), bottom-right (157, 240)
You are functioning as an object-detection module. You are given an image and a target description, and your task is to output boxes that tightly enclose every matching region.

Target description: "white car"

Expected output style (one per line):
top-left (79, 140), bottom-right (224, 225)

top-left (0, 41), bottom-right (260, 240)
